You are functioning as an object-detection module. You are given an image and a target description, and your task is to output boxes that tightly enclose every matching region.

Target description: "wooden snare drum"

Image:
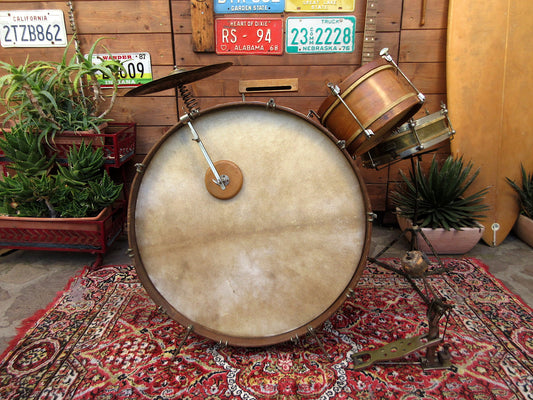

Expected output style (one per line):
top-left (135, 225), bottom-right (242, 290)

top-left (361, 107), bottom-right (455, 168)
top-left (128, 102), bottom-right (372, 347)
top-left (318, 58), bottom-right (423, 157)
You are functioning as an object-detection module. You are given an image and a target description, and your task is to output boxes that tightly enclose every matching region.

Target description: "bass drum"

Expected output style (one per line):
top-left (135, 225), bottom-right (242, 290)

top-left (128, 102), bottom-right (372, 347)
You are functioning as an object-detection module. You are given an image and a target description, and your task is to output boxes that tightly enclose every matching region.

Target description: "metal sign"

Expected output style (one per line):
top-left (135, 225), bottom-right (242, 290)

top-left (216, 18), bottom-right (283, 55)
top-left (214, 0), bottom-right (285, 14)
top-left (286, 17), bottom-right (355, 54)
top-left (0, 9), bottom-right (67, 48)
top-left (90, 52), bottom-right (152, 88)
top-left (285, 0), bottom-right (355, 12)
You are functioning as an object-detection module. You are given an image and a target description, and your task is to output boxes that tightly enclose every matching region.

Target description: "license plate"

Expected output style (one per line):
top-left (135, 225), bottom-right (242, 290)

top-left (214, 0), bottom-right (285, 14)
top-left (216, 18), bottom-right (283, 55)
top-left (0, 9), bottom-right (67, 48)
top-left (286, 17), bottom-right (355, 54)
top-left (91, 52), bottom-right (153, 88)
top-left (285, 0), bottom-right (354, 12)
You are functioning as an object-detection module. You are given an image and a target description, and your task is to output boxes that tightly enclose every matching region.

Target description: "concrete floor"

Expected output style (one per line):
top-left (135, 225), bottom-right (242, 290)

top-left (0, 223), bottom-right (531, 355)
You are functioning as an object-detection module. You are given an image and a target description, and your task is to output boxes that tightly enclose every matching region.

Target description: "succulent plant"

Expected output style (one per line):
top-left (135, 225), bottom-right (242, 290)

top-left (392, 155), bottom-right (489, 230)
top-left (506, 164), bottom-right (533, 219)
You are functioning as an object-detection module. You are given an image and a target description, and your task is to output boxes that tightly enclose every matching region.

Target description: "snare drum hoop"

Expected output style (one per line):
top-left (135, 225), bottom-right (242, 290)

top-left (362, 110), bottom-right (452, 167)
top-left (128, 102), bottom-right (373, 347)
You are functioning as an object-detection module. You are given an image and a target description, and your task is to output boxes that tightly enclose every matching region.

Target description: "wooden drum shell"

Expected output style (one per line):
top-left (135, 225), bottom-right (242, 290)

top-left (128, 102), bottom-right (372, 347)
top-left (318, 58), bottom-right (423, 157)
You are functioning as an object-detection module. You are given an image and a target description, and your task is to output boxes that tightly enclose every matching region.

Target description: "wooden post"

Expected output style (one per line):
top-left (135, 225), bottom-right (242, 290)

top-left (191, 0), bottom-right (215, 53)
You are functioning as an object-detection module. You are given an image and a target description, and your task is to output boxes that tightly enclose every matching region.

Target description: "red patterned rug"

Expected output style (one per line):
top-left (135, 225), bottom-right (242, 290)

top-left (0, 258), bottom-right (531, 399)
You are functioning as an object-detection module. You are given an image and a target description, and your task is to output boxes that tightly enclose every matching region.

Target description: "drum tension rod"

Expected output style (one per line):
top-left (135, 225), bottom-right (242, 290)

top-left (380, 48), bottom-right (426, 103)
top-left (327, 83), bottom-right (375, 138)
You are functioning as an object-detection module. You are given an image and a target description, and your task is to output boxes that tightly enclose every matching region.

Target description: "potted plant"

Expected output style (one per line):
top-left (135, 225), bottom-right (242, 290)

top-left (506, 165), bottom-right (533, 247)
top-left (0, 38), bottom-right (122, 144)
top-left (0, 124), bottom-right (124, 262)
top-left (392, 155), bottom-right (490, 254)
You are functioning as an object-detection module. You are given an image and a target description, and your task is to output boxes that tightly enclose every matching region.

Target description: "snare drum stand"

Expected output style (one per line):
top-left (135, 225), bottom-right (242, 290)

top-left (353, 154), bottom-right (456, 371)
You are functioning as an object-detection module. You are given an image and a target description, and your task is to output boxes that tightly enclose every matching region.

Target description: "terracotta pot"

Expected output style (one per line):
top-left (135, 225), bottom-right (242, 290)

top-left (396, 210), bottom-right (485, 255)
top-left (513, 214), bottom-right (533, 248)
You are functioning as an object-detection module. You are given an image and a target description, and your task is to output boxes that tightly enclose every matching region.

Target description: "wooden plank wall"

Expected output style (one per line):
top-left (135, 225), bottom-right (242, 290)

top-left (0, 0), bottom-right (450, 217)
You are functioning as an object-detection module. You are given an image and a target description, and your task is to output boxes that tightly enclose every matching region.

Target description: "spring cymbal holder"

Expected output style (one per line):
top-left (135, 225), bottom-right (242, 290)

top-left (178, 84), bottom-right (200, 117)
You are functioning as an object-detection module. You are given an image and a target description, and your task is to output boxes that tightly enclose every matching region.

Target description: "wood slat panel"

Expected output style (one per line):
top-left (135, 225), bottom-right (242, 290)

top-left (173, 32), bottom-right (400, 66)
top-left (108, 97), bottom-right (178, 126)
top-left (402, 0), bottom-right (449, 30)
top-left (171, 0), bottom-right (403, 34)
top-left (0, 33), bottom-right (174, 66)
top-left (399, 62), bottom-right (446, 94)
top-left (399, 29), bottom-right (447, 63)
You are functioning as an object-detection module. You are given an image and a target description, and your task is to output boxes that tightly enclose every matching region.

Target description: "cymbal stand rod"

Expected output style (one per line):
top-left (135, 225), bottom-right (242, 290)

top-left (181, 115), bottom-right (227, 190)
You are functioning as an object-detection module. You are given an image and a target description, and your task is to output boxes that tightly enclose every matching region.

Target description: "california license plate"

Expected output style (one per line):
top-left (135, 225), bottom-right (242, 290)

top-left (286, 17), bottom-right (355, 54)
top-left (0, 9), bottom-right (67, 48)
top-left (216, 18), bottom-right (283, 55)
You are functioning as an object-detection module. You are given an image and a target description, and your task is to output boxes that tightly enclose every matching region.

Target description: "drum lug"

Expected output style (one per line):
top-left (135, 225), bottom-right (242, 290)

top-left (135, 163), bottom-right (145, 174)
top-left (327, 83), bottom-right (375, 139)
top-left (367, 212), bottom-right (377, 222)
top-left (336, 139), bottom-right (346, 149)
top-left (126, 248), bottom-right (135, 258)
top-left (266, 98), bottom-right (276, 110)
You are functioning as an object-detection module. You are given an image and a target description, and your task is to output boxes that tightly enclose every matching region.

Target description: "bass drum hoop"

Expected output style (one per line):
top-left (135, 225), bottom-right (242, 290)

top-left (128, 102), bottom-right (372, 347)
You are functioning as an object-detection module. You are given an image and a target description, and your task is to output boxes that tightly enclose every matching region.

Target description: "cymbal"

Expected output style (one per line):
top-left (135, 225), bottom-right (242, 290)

top-left (125, 62), bottom-right (232, 97)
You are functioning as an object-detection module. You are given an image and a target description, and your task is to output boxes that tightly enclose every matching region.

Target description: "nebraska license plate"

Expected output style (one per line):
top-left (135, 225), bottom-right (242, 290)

top-left (216, 18), bottom-right (283, 55)
top-left (286, 17), bottom-right (355, 54)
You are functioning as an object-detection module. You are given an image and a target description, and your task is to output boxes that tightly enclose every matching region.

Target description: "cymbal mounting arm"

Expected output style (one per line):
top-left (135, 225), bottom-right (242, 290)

top-left (181, 114), bottom-right (227, 190)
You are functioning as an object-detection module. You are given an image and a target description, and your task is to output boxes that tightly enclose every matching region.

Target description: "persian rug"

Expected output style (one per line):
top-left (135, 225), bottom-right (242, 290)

top-left (0, 258), bottom-right (531, 399)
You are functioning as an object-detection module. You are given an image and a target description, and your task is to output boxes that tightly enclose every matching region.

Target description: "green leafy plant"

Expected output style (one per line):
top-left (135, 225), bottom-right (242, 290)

top-left (0, 38), bottom-right (123, 143)
top-left (0, 129), bottom-right (122, 218)
top-left (506, 165), bottom-right (533, 219)
top-left (392, 155), bottom-right (489, 230)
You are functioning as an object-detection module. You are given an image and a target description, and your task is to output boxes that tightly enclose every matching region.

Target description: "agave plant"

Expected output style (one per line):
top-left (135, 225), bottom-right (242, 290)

top-left (0, 129), bottom-right (122, 218)
top-left (392, 155), bottom-right (489, 230)
top-left (506, 165), bottom-right (533, 219)
top-left (0, 38), bottom-right (123, 142)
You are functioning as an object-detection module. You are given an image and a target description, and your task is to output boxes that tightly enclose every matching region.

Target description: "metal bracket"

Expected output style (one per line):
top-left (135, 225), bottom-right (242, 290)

top-left (327, 83), bottom-right (374, 138)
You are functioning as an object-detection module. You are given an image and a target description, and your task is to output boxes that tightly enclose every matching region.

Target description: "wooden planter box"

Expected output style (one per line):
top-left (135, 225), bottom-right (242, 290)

top-left (0, 204), bottom-right (125, 267)
top-left (52, 122), bottom-right (136, 170)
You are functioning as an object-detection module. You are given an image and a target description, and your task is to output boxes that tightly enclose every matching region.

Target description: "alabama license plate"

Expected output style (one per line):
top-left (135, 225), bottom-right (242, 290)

top-left (216, 18), bottom-right (283, 55)
top-left (286, 17), bottom-right (355, 54)
top-left (0, 9), bottom-right (67, 48)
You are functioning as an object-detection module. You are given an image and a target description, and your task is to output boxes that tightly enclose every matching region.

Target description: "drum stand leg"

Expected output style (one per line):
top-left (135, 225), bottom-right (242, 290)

top-left (357, 155), bottom-right (458, 371)
top-left (171, 325), bottom-right (194, 361)
top-left (306, 326), bottom-right (334, 362)
top-left (351, 297), bottom-right (453, 371)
